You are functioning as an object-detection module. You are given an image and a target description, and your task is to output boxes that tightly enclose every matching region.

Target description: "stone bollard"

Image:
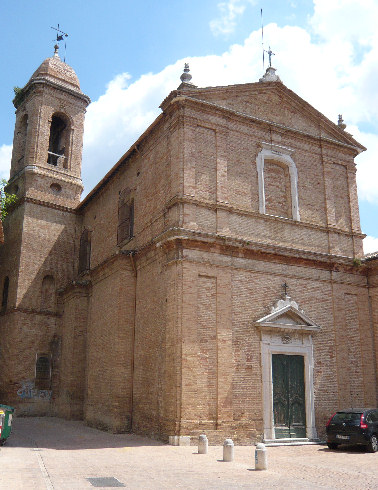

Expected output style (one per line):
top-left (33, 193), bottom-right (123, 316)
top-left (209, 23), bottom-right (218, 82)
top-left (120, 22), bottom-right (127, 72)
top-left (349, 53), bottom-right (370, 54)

top-left (255, 443), bottom-right (268, 470)
top-left (198, 434), bottom-right (208, 454)
top-left (223, 438), bottom-right (234, 462)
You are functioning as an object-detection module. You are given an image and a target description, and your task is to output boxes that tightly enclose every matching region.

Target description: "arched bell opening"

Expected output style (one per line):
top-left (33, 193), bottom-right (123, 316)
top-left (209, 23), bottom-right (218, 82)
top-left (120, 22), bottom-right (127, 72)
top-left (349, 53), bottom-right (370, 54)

top-left (47, 113), bottom-right (70, 168)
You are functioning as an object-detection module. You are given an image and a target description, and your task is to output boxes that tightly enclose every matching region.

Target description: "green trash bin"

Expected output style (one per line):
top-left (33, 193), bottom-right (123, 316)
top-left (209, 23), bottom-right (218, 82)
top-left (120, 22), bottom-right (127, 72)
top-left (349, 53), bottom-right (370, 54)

top-left (0, 404), bottom-right (15, 445)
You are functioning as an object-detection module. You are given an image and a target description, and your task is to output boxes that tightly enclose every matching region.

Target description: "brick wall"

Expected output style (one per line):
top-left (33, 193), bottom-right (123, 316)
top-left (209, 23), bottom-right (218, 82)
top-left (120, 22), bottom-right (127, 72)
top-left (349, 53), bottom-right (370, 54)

top-left (2, 61), bottom-right (375, 443)
top-left (176, 247), bottom-right (376, 443)
top-left (367, 259), bottom-right (378, 405)
top-left (84, 256), bottom-right (135, 433)
top-left (176, 96), bottom-right (362, 258)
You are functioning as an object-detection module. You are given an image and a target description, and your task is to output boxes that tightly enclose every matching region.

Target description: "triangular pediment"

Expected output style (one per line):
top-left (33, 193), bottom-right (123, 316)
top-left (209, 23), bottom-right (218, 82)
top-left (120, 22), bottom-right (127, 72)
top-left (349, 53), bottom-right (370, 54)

top-left (179, 81), bottom-right (364, 153)
top-left (256, 295), bottom-right (321, 332)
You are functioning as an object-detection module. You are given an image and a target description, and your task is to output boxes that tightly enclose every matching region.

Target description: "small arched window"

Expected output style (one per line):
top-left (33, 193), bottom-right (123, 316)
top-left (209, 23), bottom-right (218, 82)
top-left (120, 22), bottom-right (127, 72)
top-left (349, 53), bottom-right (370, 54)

top-left (1, 276), bottom-right (9, 312)
top-left (47, 114), bottom-right (69, 167)
top-left (78, 229), bottom-right (91, 274)
top-left (41, 275), bottom-right (55, 311)
top-left (35, 354), bottom-right (51, 390)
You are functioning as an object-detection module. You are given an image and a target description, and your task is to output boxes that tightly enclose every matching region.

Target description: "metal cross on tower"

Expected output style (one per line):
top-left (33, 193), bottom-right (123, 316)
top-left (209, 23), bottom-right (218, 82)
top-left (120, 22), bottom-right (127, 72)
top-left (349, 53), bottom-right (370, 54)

top-left (282, 282), bottom-right (289, 296)
top-left (265, 46), bottom-right (275, 67)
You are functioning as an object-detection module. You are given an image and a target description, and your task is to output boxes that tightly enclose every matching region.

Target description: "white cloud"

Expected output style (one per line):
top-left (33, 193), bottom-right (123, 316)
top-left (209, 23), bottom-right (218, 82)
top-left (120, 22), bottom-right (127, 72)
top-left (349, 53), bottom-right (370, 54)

top-left (0, 144), bottom-right (12, 181)
top-left (81, 0), bottom-right (378, 210)
top-left (210, 0), bottom-right (256, 36)
top-left (363, 236), bottom-right (378, 254)
top-left (82, 66), bottom-right (182, 192)
top-left (310, 0), bottom-right (378, 45)
top-left (350, 127), bottom-right (378, 204)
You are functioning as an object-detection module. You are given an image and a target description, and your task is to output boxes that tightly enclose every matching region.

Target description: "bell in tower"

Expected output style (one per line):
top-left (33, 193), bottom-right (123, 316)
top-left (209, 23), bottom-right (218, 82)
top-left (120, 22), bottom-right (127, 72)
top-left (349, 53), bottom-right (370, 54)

top-left (9, 44), bottom-right (90, 208)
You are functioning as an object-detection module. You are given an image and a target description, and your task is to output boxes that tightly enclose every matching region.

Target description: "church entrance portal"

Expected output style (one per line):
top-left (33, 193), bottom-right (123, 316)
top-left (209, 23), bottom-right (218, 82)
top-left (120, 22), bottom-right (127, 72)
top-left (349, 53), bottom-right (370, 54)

top-left (272, 354), bottom-right (306, 438)
top-left (256, 294), bottom-right (320, 441)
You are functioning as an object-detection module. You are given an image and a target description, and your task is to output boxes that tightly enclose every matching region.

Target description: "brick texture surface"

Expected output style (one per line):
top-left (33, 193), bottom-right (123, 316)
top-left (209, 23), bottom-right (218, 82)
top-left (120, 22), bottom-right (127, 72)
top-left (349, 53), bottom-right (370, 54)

top-left (0, 60), bottom-right (376, 444)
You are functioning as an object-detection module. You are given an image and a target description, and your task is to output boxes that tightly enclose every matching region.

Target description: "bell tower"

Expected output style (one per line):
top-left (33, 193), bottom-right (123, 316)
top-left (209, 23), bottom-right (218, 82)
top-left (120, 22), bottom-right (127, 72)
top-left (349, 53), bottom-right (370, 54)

top-left (8, 44), bottom-right (90, 208)
top-left (0, 46), bottom-right (90, 414)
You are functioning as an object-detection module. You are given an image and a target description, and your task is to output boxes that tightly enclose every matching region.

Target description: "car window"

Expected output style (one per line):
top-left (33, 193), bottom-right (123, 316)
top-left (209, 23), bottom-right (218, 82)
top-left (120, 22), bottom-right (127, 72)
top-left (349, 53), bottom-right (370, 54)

top-left (332, 412), bottom-right (362, 423)
top-left (366, 413), bottom-right (373, 423)
top-left (370, 411), bottom-right (378, 423)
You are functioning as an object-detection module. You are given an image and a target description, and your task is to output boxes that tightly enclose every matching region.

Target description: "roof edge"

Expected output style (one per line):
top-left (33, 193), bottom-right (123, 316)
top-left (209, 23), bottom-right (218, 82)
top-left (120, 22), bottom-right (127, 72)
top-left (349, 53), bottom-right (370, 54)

top-left (78, 112), bottom-right (164, 210)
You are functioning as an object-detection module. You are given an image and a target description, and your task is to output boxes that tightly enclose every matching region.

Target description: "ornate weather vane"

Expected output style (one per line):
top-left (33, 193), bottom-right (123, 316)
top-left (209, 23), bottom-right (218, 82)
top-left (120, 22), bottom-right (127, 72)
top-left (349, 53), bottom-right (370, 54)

top-left (51, 24), bottom-right (69, 62)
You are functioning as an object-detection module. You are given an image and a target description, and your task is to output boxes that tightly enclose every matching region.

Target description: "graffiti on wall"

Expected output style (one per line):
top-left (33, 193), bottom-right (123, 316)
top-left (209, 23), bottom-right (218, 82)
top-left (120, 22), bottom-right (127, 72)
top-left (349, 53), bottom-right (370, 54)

top-left (17, 381), bottom-right (52, 400)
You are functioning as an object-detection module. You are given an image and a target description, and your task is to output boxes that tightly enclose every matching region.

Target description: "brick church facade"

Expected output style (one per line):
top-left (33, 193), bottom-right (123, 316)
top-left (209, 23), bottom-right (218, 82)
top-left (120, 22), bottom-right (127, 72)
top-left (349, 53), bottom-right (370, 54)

top-left (0, 48), bottom-right (377, 444)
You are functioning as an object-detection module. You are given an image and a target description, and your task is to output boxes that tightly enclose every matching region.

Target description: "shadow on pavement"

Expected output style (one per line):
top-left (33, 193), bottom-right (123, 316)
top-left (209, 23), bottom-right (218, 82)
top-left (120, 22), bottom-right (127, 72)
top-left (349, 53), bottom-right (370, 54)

top-left (317, 445), bottom-right (368, 453)
top-left (7, 416), bottom-right (166, 450)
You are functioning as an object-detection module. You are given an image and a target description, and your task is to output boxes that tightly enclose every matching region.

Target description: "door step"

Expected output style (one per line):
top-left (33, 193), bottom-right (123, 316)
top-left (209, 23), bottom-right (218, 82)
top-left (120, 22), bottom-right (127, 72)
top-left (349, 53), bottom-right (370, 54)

top-left (263, 438), bottom-right (324, 447)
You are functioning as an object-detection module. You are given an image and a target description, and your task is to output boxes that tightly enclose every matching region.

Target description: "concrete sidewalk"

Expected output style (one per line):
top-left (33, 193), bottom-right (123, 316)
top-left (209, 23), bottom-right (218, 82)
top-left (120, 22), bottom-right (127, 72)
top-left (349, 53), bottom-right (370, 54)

top-left (0, 417), bottom-right (377, 489)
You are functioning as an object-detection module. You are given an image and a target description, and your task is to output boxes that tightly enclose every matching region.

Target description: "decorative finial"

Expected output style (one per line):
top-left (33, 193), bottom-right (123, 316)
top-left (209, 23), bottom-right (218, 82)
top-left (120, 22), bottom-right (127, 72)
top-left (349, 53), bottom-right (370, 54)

top-left (259, 66), bottom-right (281, 83)
top-left (180, 63), bottom-right (192, 84)
top-left (177, 63), bottom-right (197, 90)
top-left (338, 114), bottom-right (346, 130)
top-left (53, 44), bottom-right (60, 58)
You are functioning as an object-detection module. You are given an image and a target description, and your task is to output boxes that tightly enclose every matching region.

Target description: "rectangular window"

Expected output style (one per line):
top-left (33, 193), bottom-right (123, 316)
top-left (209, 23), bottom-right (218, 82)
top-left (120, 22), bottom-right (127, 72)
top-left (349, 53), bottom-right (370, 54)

top-left (35, 354), bottom-right (51, 390)
top-left (118, 188), bottom-right (134, 244)
top-left (78, 229), bottom-right (91, 274)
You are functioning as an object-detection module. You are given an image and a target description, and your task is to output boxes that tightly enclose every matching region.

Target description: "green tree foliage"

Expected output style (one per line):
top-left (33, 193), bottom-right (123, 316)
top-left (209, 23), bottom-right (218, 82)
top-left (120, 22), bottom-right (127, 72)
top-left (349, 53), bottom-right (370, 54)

top-left (13, 86), bottom-right (26, 108)
top-left (0, 179), bottom-right (18, 218)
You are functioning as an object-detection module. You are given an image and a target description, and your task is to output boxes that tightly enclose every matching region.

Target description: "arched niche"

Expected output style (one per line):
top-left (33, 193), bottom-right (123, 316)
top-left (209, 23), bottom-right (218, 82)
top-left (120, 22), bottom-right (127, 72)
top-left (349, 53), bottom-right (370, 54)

top-left (78, 229), bottom-right (91, 274)
top-left (256, 143), bottom-right (300, 221)
top-left (12, 113), bottom-right (28, 172)
top-left (40, 275), bottom-right (55, 311)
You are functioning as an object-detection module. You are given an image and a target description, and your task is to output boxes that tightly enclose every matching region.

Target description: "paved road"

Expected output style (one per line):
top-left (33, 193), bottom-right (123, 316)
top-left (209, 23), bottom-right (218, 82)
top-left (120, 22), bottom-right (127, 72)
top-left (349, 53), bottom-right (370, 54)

top-left (0, 417), bottom-right (377, 489)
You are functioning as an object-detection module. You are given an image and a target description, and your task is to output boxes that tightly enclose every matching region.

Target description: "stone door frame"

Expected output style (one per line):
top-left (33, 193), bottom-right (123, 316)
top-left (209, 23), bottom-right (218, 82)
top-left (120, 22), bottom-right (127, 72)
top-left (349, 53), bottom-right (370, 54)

top-left (261, 335), bottom-right (317, 440)
top-left (255, 295), bottom-right (320, 441)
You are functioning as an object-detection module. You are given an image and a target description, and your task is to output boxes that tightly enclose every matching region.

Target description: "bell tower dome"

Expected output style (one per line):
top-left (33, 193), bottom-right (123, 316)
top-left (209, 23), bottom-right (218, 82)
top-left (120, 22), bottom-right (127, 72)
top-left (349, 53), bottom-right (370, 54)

top-left (9, 45), bottom-right (90, 208)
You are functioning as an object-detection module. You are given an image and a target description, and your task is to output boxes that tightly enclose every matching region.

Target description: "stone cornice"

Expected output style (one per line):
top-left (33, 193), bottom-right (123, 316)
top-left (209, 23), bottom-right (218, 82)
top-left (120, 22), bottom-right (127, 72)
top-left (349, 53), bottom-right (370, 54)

top-left (163, 94), bottom-right (364, 156)
top-left (18, 78), bottom-right (91, 108)
top-left (66, 250), bottom-right (135, 288)
top-left (73, 226), bottom-right (368, 289)
top-left (166, 195), bottom-right (365, 240)
top-left (0, 306), bottom-right (60, 318)
top-left (57, 279), bottom-right (91, 298)
top-left (8, 196), bottom-right (78, 214)
top-left (161, 82), bottom-right (364, 151)
top-left (152, 227), bottom-right (367, 272)
top-left (8, 164), bottom-right (83, 188)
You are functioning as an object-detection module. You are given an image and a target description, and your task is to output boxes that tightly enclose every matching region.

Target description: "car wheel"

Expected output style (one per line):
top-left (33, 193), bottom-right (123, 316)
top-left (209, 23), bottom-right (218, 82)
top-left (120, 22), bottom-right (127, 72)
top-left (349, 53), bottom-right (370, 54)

top-left (367, 434), bottom-right (378, 453)
top-left (327, 442), bottom-right (338, 450)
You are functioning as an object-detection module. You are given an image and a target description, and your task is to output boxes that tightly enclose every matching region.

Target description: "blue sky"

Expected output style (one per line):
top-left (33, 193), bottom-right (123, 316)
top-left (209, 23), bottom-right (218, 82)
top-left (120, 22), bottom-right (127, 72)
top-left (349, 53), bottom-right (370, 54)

top-left (1, 0), bottom-right (377, 252)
